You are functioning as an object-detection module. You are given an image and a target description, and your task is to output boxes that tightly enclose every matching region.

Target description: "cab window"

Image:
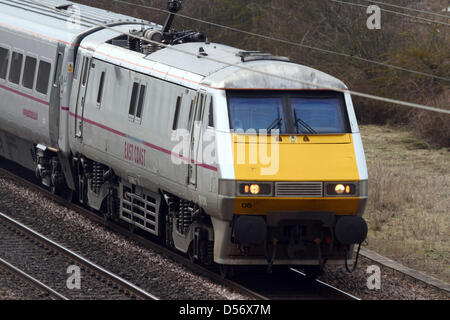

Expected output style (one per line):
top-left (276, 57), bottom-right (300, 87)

top-left (227, 91), bottom-right (350, 134)
top-left (228, 97), bottom-right (285, 133)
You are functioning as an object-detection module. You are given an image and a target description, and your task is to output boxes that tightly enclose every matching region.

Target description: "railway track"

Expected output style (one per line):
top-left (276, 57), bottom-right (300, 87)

top-left (0, 257), bottom-right (68, 300)
top-left (0, 210), bottom-right (158, 300)
top-left (225, 267), bottom-right (359, 300)
top-left (0, 159), bottom-right (358, 300)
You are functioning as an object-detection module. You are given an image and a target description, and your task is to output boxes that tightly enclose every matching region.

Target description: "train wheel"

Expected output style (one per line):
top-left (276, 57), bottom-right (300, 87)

top-left (219, 264), bottom-right (235, 279)
top-left (303, 265), bottom-right (324, 279)
top-left (50, 183), bottom-right (73, 202)
top-left (187, 245), bottom-right (196, 263)
top-left (60, 187), bottom-right (74, 202)
top-left (165, 214), bottom-right (174, 248)
top-left (101, 209), bottom-right (111, 221)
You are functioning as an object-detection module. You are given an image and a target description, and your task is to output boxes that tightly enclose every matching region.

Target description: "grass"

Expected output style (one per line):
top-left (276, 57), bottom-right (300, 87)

top-left (360, 125), bottom-right (449, 283)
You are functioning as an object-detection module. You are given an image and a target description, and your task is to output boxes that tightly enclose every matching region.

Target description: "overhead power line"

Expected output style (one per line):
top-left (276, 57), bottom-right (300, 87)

top-left (329, 0), bottom-right (450, 27)
top-left (361, 0), bottom-right (450, 19)
top-left (110, 0), bottom-right (450, 82)
top-left (27, 0), bottom-right (450, 115)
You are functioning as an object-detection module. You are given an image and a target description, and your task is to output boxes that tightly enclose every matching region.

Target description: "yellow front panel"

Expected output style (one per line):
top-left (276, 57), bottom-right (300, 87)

top-left (231, 133), bottom-right (360, 216)
top-left (232, 133), bottom-right (359, 181)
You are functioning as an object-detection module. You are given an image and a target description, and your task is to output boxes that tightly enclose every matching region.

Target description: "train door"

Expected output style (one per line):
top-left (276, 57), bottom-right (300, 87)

top-left (188, 90), bottom-right (207, 187)
top-left (75, 54), bottom-right (92, 138)
top-left (49, 44), bottom-right (65, 147)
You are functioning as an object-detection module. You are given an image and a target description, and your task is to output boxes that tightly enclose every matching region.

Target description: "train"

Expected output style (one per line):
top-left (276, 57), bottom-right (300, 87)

top-left (0, 0), bottom-right (368, 277)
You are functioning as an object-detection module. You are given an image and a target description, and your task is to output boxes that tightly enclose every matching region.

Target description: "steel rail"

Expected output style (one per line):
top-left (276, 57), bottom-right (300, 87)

top-left (0, 166), bottom-right (266, 300)
top-left (290, 268), bottom-right (360, 300)
top-left (0, 209), bottom-right (159, 300)
top-left (0, 164), bottom-right (360, 300)
top-left (0, 257), bottom-right (69, 300)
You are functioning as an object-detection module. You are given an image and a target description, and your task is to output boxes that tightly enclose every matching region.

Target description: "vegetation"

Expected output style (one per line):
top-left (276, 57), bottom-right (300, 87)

top-left (74, 0), bottom-right (449, 147)
top-left (361, 124), bottom-right (449, 282)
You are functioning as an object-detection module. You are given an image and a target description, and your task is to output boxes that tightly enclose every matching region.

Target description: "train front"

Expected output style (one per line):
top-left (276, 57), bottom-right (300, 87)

top-left (208, 61), bottom-right (368, 273)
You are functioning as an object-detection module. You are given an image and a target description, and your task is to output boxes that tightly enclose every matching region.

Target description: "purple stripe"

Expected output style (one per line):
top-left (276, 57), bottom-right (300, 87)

top-left (69, 112), bottom-right (218, 172)
top-left (198, 163), bottom-right (218, 172)
top-left (0, 83), bottom-right (49, 106)
top-left (70, 112), bottom-right (126, 137)
top-left (0, 81), bottom-right (218, 172)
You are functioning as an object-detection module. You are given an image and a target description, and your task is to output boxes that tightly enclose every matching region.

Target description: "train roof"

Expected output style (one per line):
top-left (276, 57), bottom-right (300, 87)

top-left (147, 42), bottom-right (348, 90)
top-left (0, 0), bottom-right (159, 44)
top-left (0, 0), bottom-right (347, 91)
top-left (83, 37), bottom-right (347, 91)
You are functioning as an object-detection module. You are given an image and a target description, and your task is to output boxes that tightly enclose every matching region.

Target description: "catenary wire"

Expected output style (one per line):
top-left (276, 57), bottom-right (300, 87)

top-left (361, 0), bottom-right (450, 19)
top-left (27, 0), bottom-right (450, 115)
top-left (329, 0), bottom-right (450, 26)
top-left (109, 0), bottom-right (450, 82)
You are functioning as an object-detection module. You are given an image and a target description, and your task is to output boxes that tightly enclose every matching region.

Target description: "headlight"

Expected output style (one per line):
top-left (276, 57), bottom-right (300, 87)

top-left (325, 183), bottom-right (357, 196)
top-left (238, 182), bottom-right (272, 196)
top-left (249, 184), bottom-right (260, 194)
top-left (335, 184), bottom-right (346, 194)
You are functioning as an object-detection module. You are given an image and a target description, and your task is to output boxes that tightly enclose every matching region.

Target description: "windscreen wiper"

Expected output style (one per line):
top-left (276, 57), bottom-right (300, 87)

top-left (266, 117), bottom-right (283, 133)
top-left (294, 109), bottom-right (317, 134)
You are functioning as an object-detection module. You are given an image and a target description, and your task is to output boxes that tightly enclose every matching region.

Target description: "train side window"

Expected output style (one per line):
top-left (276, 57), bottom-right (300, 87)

top-left (82, 57), bottom-right (90, 86)
top-left (208, 99), bottom-right (214, 128)
top-left (53, 53), bottom-right (63, 86)
top-left (22, 56), bottom-right (37, 90)
top-left (73, 57), bottom-right (80, 80)
top-left (196, 94), bottom-right (204, 121)
top-left (36, 60), bottom-right (51, 95)
top-left (8, 52), bottom-right (23, 85)
top-left (96, 71), bottom-right (106, 106)
top-left (128, 82), bottom-right (139, 118)
top-left (0, 47), bottom-right (9, 80)
top-left (135, 84), bottom-right (146, 119)
top-left (172, 96), bottom-right (182, 130)
top-left (187, 99), bottom-right (194, 129)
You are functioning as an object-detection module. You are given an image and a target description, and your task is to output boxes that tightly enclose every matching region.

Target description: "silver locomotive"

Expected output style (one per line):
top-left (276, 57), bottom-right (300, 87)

top-left (0, 0), bottom-right (368, 276)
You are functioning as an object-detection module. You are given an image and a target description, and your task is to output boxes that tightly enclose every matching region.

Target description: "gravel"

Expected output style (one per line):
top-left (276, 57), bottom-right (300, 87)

top-left (319, 257), bottom-right (449, 300)
top-left (0, 219), bottom-right (138, 300)
top-left (0, 176), bottom-right (246, 300)
top-left (0, 268), bottom-right (50, 300)
top-left (0, 174), bottom-right (448, 300)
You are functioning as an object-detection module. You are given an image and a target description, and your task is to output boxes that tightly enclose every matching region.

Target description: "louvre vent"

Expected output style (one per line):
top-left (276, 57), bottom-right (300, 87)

top-left (275, 182), bottom-right (323, 197)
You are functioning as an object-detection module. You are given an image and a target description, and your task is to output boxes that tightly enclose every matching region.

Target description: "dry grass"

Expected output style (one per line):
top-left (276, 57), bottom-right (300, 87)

top-left (360, 125), bottom-right (449, 283)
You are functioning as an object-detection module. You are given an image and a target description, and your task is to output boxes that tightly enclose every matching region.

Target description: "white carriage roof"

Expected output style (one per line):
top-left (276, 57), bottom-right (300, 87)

top-left (0, 0), bottom-right (346, 90)
top-left (147, 42), bottom-right (347, 90)
top-left (146, 42), bottom-right (244, 77)
top-left (0, 0), bottom-right (155, 44)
